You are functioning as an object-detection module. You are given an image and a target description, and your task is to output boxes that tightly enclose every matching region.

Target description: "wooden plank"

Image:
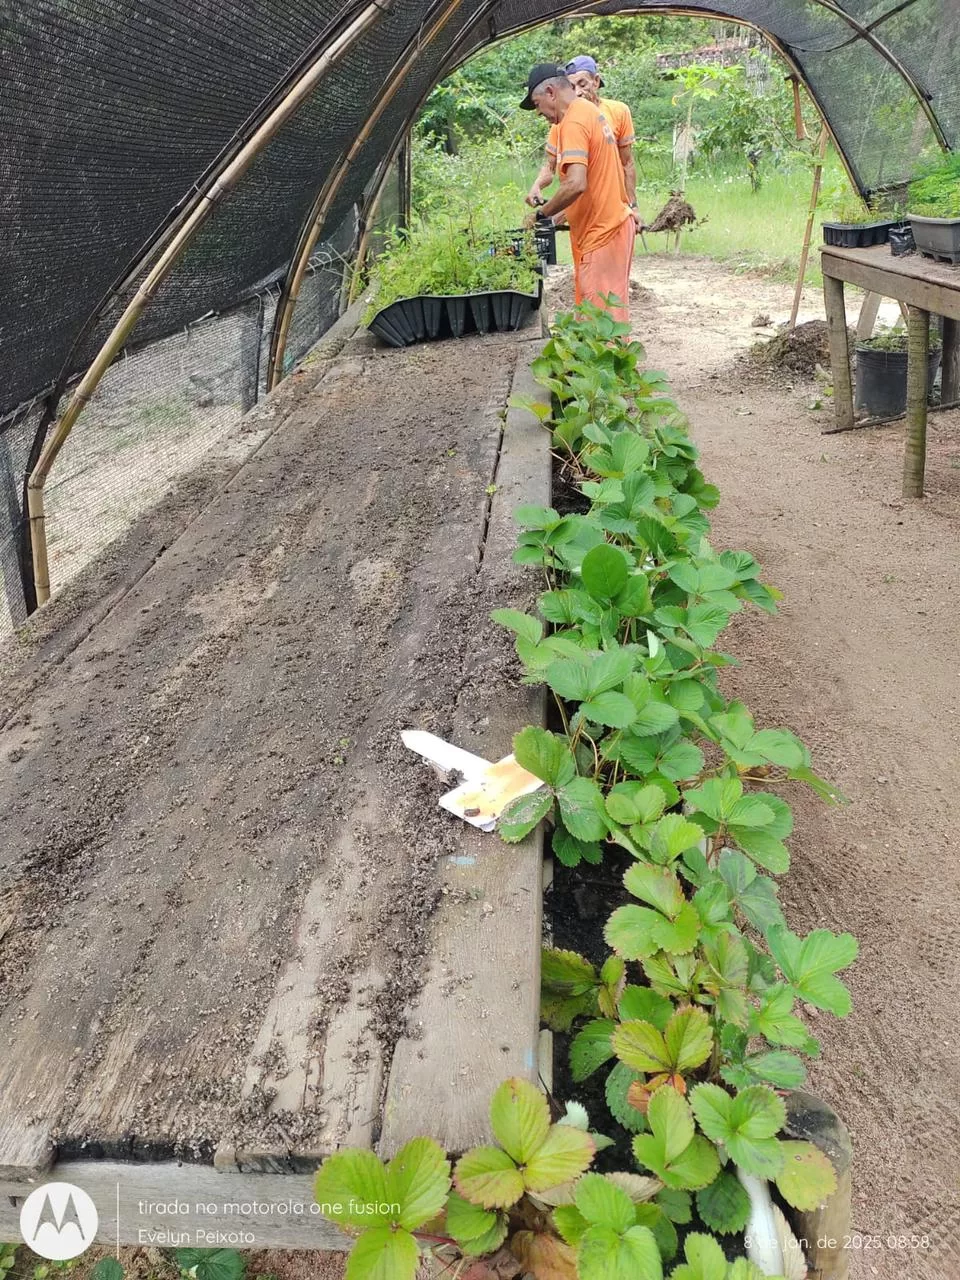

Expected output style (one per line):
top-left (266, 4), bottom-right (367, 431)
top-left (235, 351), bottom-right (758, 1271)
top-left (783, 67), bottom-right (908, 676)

top-left (784, 1091), bottom-right (852, 1280)
top-left (903, 305), bottom-right (930, 498)
top-left (855, 291), bottom-right (882, 340)
top-left (942, 316), bottom-right (960, 402)
top-left (0, 1160), bottom-right (352, 1250)
top-left (823, 275), bottom-right (854, 431)
top-left (821, 247), bottom-right (960, 322)
top-left (378, 348), bottom-right (551, 1158)
top-left (0, 333), bottom-right (535, 1177)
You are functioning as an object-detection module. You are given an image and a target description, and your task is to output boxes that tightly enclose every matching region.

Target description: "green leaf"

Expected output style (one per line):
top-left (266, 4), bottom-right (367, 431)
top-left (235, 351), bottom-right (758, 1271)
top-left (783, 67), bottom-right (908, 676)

top-left (388, 1137), bottom-right (450, 1231)
top-left (572, 1019), bottom-right (617, 1081)
top-left (767, 926), bottom-right (858, 1016)
top-left (444, 1190), bottom-right (500, 1245)
top-left (690, 1084), bottom-right (785, 1178)
top-left (655, 1187), bottom-right (692, 1225)
top-left (557, 777), bottom-right (609, 842)
top-left (663, 1007), bottom-right (714, 1073)
top-left (345, 1225), bottom-right (418, 1280)
top-left (750, 728), bottom-right (807, 768)
top-left (545, 657), bottom-right (592, 701)
top-left (579, 1225), bottom-right (664, 1280)
top-left (618, 985), bottom-right (673, 1030)
top-left (612, 1018), bottom-right (671, 1073)
top-left (581, 543), bottom-right (630, 600)
top-left (516, 503), bottom-right (561, 528)
top-left (730, 825), bottom-right (790, 874)
top-left (723, 1050), bottom-right (807, 1090)
top-left (652, 901), bottom-right (701, 955)
top-left (513, 726), bottom-right (576, 788)
top-left (717, 850), bottom-right (785, 933)
top-left (553, 1202), bottom-right (590, 1246)
top-left (587, 648), bottom-right (637, 695)
top-left (315, 1149), bottom-right (391, 1228)
top-left (695, 1171), bottom-right (751, 1235)
top-left (91, 1262), bottom-right (124, 1280)
top-left (499, 788), bottom-right (554, 843)
top-left (489, 1078), bottom-right (550, 1164)
top-left (176, 1256), bottom-right (245, 1280)
top-left (453, 1146), bottom-right (524, 1208)
top-left (575, 1173), bottom-right (636, 1232)
top-left (625, 863), bottom-right (684, 918)
top-left (631, 700), bottom-right (681, 737)
top-left (727, 795), bottom-right (775, 829)
top-left (605, 904), bottom-right (662, 960)
top-left (648, 815), bottom-right (705, 864)
top-left (491, 608), bottom-right (543, 646)
top-left (751, 985), bottom-right (817, 1050)
top-left (667, 1232), bottom-right (727, 1280)
top-left (553, 828), bottom-right (603, 868)
top-left (633, 1089), bottom-right (720, 1192)
top-left (539, 588), bottom-right (603, 625)
top-left (606, 783), bottom-right (668, 826)
top-left (523, 1122), bottom-right (595, 1191)
top-left (605, 1062), bottom-right (649, 1132)
top-left (775, 1140), bottom-right (838, 1210)
top-left (582, 691), bottom-right (638, 728)
top-left (658, 741), bottom-right (705, 781)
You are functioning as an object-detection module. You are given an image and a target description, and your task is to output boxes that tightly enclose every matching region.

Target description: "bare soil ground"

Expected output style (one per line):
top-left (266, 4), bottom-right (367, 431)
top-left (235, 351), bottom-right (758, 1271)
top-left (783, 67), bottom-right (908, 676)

top-left (581, 253), bottom-right (959, 1280)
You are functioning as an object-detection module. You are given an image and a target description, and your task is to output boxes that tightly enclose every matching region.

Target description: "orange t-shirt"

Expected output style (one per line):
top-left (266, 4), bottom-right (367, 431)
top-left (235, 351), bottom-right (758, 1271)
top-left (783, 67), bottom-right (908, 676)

top-left (552, 97), bottom-right (630, 256)
top-left (546, 97), bottom-right (636, 156)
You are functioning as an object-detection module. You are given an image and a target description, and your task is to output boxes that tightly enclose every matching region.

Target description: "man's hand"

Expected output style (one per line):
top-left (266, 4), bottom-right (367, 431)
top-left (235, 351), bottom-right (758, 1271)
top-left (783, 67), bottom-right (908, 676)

top-left (525, 188), bottom-right (544, 208)
top-left (632, 208), bottom-right (645, 233)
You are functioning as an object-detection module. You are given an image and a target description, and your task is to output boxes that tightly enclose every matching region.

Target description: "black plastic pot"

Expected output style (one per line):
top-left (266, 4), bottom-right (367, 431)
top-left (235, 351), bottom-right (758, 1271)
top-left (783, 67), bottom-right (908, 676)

top-left (367, 299), bottom-right (417, 348)
top-left (908, 213), bottom-right (960, 264)
top-left (823, 220), bottom-right (894, 249)
top-left (855, 343), bottom-right (942, 416)
top-left (469, 292), bottom-right (493, 335)
top-left (444, 296), bottom-right (469, 338)
top-left (422, 295), bottom-right (445, 339)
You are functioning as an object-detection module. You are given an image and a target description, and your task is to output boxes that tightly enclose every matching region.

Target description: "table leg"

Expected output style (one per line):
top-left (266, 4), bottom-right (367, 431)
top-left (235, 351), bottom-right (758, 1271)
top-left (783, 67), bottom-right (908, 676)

top-left (903, 305), bottom-right (930, 499)
top-left (941, 316), bottom-right (960, 403)
top-left (823, 275), bottom-right (853, 431)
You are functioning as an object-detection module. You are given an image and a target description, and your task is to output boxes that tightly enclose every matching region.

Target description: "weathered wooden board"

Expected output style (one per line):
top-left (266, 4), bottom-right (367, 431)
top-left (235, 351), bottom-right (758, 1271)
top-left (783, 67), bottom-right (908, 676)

top-left (379, 347), bottom-right (551, 1156)
top-left (821, 244), bottom-right (960, 321)
top-left (0, 326), bottom-right (547, 1197)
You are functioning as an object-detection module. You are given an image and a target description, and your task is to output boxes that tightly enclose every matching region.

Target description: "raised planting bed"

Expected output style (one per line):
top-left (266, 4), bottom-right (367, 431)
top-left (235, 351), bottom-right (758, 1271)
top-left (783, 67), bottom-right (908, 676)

top-left (0, 323), bottom-right (552, 1248)
top-left (368, 282), bottom-right (542, 347)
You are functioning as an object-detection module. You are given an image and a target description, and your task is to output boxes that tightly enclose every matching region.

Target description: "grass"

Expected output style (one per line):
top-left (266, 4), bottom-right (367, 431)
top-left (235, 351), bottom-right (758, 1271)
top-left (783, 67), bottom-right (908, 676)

top-left (413, 140), bottom-right (857, 288)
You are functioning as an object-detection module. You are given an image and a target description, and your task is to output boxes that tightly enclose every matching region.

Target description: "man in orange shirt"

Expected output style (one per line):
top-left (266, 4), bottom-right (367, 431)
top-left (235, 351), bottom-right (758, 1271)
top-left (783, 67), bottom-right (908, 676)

top-left (525, 55), bottom-right (642, 233)
top-left (521, 64), bottom-right (635, 323)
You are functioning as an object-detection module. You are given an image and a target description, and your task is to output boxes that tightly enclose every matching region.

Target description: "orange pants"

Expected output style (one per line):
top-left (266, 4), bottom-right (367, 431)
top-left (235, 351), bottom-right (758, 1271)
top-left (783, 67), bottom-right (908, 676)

top-left (573, 216), bottom-right (634, 324)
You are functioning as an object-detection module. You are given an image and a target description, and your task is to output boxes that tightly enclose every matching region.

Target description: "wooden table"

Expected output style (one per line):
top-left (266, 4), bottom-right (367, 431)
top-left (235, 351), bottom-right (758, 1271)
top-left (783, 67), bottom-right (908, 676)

top-left (820, 244), bottom-right (960, 496)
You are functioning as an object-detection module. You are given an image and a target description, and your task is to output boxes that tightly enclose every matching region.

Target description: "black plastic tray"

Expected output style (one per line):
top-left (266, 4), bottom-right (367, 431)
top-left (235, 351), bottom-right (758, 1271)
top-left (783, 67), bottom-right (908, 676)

top-left (822, 220), bottom-right (895, 249)
top-left (368, 283), bottom-right (542, 348)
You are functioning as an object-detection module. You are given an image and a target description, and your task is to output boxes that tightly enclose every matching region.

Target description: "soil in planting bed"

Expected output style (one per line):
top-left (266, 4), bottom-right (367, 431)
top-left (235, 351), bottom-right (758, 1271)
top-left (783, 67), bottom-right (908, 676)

top-left (0, 329), bottom-right (542, 1170)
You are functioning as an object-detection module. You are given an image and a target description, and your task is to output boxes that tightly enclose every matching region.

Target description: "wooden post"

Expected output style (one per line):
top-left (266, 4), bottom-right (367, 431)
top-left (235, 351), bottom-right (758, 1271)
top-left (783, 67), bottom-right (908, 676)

top-left (902, 304), bottom-right (930, 497)
top-left (789, 128), bottom-right (828, 330)
top-left (856, 291), bottom-right (882, 340)
top-left (941, 315), bottom-right (960, 402)
top-left (823, 273), bottom-right (854, 430)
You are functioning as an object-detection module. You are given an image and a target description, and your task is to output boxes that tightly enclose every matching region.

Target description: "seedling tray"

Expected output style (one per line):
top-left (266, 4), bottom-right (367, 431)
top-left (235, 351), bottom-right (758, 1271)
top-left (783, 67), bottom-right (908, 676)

top-left (822, 220), bottom-right (895, 249)
top-left (368, 283), bottom-right (542, 348)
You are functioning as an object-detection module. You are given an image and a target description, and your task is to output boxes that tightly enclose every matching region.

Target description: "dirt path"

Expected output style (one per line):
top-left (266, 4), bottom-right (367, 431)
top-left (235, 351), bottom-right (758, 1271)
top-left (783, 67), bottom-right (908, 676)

top-left (605, 254), bottom-right (960, 1280)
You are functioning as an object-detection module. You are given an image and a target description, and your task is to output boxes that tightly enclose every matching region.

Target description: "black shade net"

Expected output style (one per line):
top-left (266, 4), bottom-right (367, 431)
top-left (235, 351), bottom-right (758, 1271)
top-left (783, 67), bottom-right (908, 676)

top-left (0, 0), bottom-right (954, 631)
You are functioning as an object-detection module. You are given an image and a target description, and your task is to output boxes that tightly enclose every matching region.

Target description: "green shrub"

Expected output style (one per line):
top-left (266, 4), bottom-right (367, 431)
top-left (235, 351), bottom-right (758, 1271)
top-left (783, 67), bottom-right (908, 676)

top-left (908, 153), bottom-right (960, 217)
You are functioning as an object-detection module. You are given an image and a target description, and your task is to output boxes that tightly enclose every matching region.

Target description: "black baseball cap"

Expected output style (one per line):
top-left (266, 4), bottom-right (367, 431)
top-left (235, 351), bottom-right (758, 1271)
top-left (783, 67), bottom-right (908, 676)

top-left (520, 62), bottom-right (567, 110)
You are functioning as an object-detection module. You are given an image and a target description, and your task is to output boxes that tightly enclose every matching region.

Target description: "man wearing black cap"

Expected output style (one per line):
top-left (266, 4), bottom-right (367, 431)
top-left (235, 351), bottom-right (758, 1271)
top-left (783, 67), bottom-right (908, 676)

top-left (526, 55), bottom-right (640, 227)
top-left (520, 64), bottom-right (634, 323)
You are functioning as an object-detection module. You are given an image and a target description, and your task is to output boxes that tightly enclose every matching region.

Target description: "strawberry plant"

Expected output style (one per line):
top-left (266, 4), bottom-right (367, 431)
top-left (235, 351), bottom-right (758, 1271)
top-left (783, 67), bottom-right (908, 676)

top-left (314, 304), bottom-right (858, 1279)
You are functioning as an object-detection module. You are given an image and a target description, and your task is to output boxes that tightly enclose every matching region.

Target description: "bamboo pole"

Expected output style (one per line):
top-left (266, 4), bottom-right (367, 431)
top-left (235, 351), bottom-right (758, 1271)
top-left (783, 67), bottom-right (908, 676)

top-left (902, 304), bottom-right (930, 498)
top-left (789, 127), bottom-right (828, 331)
top-left (26, 0), bottom-right (388, 607)
top-left (266, 0), bottom-right (465, 390)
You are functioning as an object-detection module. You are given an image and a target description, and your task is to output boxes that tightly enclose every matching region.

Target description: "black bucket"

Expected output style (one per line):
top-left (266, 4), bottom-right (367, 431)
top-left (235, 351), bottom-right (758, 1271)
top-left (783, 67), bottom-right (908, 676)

top-left (855, 344), bottom-right (942, 416)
